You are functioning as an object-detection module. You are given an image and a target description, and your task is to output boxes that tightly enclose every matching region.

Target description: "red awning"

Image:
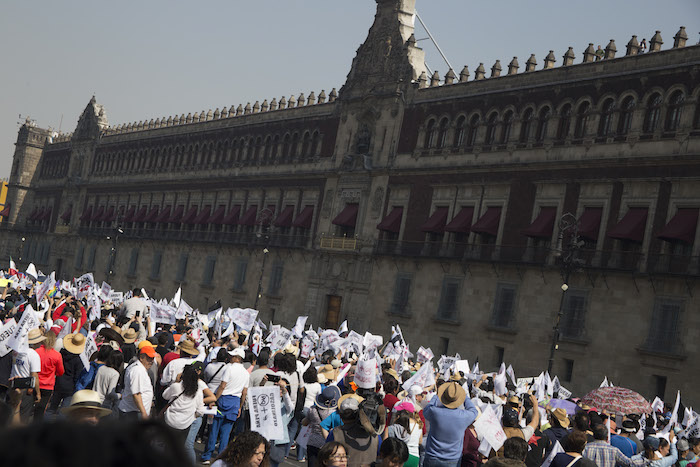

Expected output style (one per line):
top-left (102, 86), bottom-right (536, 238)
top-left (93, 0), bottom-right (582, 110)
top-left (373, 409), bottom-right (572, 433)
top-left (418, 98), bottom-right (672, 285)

top-left (154, 205), bottom-right (171, 223)
top-left (60, 206), bottom-right (72, 222)
top-left (40, 207), bottom-right (53, 221)
top-left (222, 205), bottom-right (242, 225)
top-left (144, 206), bottom-right (160, 223)
top-left (577, 207), bottom-right (602, 241)
top-left (0, 203), bottom-right (10, 218)
top-left (207, 205), bottom-right (226, 224)
top-left (522, 207), bottom-right (557, 238)
top-left (132, 206), bottom-right (148, 223)
top-left (445, 207), bottom-right (475, 233)
top-left (292, 206), bottom-right (314, 229)
top-left (80, 206), bottom-right (93, 222)
top-left (377, 207), bottom-right (404, 233)
top-left (658, 208), bottom-right (699, 244)
top-left (471, 207), bottom-right (502, 236)
top-left (607, 207), bottom-right (648, 242)
top-left (181, 205), bottom-right (199, 224)
top-left (168, 205), bottom-right (185, 223)
top-left (332, 204), bottom-right (358, 228)
top-left (100, 206), bottom-right (114, 222)
top-left (91, 206), bottom-right (105, 222)
top-left (239, 205), bottom-right (258, 226)
top-left (28, 207), bottom-right (38, 220)
top-left (123, 206), bottom-right (136, 222)
top-left (421, 207), bottom-right (449, 233)
top-left (193, 205), bottom-right (212, 224)
top-left (274, 206), bottom-right (295, 227)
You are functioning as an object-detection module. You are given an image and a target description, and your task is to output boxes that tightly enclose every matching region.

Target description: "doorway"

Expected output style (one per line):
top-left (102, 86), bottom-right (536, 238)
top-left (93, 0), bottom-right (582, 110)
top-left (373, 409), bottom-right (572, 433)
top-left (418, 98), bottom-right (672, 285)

top-left (326, 295), bottom-right (342, 329)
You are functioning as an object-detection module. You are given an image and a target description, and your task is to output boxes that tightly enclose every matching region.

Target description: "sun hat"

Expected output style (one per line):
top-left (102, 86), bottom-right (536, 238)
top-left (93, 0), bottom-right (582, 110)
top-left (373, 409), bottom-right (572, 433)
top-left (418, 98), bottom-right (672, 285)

top-left (338, 393), bottom-right (364, 411)
top-left (62, 390), bottom-right (112, 418)
top-left (317, 373), bottom-right (328, 384)
top-left (228, 347), bottom-right (245, 359)
top-left (384, 368), bottom-right (400, 382)
top-left (140, 345), bottom-right (156, 358)
top-left (677, 439), bottom-right (690, 452)
top-left (122, 328), bottom-right (137, 344)
top-left (138, 340), bottom-right (154, 350)
top-left (284, 343), bottom-right (300, 358)
top-left (315, 385), bottom-right (342, 409)
top-left (28, 328), bottom-right (46, 345)
top-left (331, 359), bottom-right (342, 369)
top-left (394, 400), bottom-right (415, 413)
top-left (551, 408), bottom-right (570, 428)
top-left (437, 381), bottom-right (466, 409)
top-left (508, 395), bottom-right (521, 407)
top-left (621, 420), bottom-right (638, 433)
top-left (178, 339), bottom-right (200, 356)
top-left (98, 327), bottom-right (125, 346)
top-left (64, 333), bottom-right (87, 354)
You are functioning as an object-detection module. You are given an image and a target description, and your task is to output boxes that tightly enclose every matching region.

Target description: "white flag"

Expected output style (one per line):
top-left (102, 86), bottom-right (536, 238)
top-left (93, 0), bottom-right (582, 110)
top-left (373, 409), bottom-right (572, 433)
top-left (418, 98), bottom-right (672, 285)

top-left (338, 320), bottom-right (348, 334)
top-left (541, 441), bottom-right (565, 467)
top-left (172, 286), bottom-right (182, 308)
top-left (661, 391), bottom-right (681, 434)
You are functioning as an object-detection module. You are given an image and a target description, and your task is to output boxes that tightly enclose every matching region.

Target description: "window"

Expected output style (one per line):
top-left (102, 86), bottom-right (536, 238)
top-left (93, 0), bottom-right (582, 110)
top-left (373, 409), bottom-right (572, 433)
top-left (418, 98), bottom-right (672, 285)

top-left (494, 346), bottom-right (505, 367)
top-left (175, 253), bottom-right (188, 282)
top-left (233, 258), bottom-right (248, 291)
top-left (74, 245), bottom-right (85, 270)
top-left (519, 108), bottom-right (534, 142)
top-left (127, 247), bottom-right (139, 276)
top-left (436, 118), bottom-right (449, 149)
top-left (644, 298), bottom-right (683, 354)
top-left (389, 273), bottom-right (412, 315)
top-left (466, 115), bottom-right (479, 146)
top-left (150, 250), bottom-right (162, 280)
top-left (617, 97), bottom-right (635, 135)
top-left (440, 337), bottom-right (450, 356)
top-left (535, 107), bottom-right (551, 142)
top-left (454, 116), bottom-right (466, 147)
top-left (643, 93), bottom-right (662, 133)
top-left (202, 255), bottom-right (216, 286)
top-left (653, 375), bottom-right (667, 400)
top-left (665, 91), bottom-right (684, 131)
top-left (87, 245), bottom-right (97, 271)
top-left (484, 113), bottom-right (497, 145)
top-left (424, 119), bottom-right (436, 148)
top-left (557, 104), bottom-right (572, 139)
top-left (563, 359), bottom-right (575, 383)
top-left (574, 102), bottom-right (590, 138)
top-left (436, 277), bottom-right (461, 321)
top-left (501, 111), bottom-right (513, 144)
top-left (268, 261), bottom-right (284, 296)
top-left (560, 290), bottom-right (588, 339)
top-left (598, 99), bottom-right (615, 137)
top-left (490, 283), bottom-right (518, 328)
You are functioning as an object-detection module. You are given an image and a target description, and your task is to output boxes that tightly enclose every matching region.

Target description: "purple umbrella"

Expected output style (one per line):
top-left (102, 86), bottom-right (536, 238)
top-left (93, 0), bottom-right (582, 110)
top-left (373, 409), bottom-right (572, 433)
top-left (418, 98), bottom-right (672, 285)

top-left (547, 398), bottom-right (579, 415)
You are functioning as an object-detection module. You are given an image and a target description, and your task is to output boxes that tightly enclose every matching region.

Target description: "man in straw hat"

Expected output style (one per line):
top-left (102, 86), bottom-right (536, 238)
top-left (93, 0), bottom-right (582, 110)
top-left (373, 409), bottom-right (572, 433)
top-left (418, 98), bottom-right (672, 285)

top-left (118, 345), bottom-right (156, 419)
top-left (62, 389), bottom-right (112, 425)
top-left (160, 337), bottom-right (201, 388)
top-left (423, 381), bottom-right (478, 467)
top-left (9, 328), bottom-right (44, 423)
top-left (48, 331), bottom-right (87, 416)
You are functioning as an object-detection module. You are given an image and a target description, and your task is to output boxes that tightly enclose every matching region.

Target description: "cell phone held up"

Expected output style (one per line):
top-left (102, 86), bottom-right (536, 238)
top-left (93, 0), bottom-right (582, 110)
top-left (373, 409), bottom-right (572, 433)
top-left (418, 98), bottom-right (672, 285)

top-left (267, 374), bottom-right (281, 383)
top-left (11, 376), bottom-right (36, 390)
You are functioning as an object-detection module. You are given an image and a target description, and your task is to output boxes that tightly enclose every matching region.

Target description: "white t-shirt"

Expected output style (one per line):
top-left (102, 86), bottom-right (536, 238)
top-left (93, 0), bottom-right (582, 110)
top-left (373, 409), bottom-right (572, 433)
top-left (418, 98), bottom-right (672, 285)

top-left (163, 380), bottom-right (206, 430)
top-left (160, 356), bottom-right (198, 386)
top-left (204, 362), bottom-right (228, 393)
top-left (304, 382), bottom-right (322, 409)
top-left (10, 348), bottom-right (41, 379)
top-left (119, 360), bottom-right (154, 415)
top-left (220, 362), bottom-right (250, 397)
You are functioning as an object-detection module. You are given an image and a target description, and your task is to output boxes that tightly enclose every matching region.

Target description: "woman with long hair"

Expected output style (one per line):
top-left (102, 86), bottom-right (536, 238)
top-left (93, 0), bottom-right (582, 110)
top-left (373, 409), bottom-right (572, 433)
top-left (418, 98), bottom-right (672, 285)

top-left (385, 403), bottom-right (422, 467)
top-left (213, 430), bottom-right (270, 467)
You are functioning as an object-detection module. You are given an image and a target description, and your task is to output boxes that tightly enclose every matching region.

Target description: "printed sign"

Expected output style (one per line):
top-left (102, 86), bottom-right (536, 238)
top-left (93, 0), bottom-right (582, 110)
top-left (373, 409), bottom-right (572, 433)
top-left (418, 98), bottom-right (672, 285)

top-left (75, 273), bottom-right (94, 300)
top-left (0, 319), bottom-right (17, 357)
top-left (79, 335), bottom-right (98, 371)
top-left (474, 405), bottom-right (508, 453)
top-left (108, 291), bottom-right (124, 306)
top-left (7, 305), bottom-right (39, 351)
top-left (248, 386), bottom-right (285, 441)
top-left (402, 361), bottom-right (436, 391)
top-left (100, 282), bottom-right (112, 301)
top-left (230, 308), bottom-right (259, 332)
top-left (150, 302), bottom-right (176, 325)
top-left (354, 357), bottom-right (377, 389)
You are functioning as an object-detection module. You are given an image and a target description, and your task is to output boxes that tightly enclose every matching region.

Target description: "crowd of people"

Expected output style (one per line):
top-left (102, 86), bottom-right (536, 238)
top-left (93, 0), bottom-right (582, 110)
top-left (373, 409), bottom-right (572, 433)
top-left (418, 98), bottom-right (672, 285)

top-left (0, 266), bottom-right (698, 467)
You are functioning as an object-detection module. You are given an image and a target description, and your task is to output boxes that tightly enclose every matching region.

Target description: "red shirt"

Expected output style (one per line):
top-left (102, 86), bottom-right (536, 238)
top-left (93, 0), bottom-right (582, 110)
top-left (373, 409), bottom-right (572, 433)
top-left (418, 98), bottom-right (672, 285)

top-left (384, 393), bottom-right (400, 425)
top-left (160, 352), bottom-right (180, 376)
top-left (35, 345), bottom-right (65, 390)
top-left (52, 303), bottom-right (87, 333)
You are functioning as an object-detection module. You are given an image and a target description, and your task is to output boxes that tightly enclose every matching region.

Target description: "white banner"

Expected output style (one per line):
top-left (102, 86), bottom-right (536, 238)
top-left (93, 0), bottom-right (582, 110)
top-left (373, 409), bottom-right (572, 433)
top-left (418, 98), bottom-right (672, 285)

top-left (270, 326), bottom-right (292, 352)
top-left (402, 360), bottom-right (435, 391)
top-left (75, 273), bottom-right (94, 300)
top-left (474, 405), bottom-right (508, 454)
top-left (230, 308), bottom-right (259, 332)
top-left (0, 319), bottom-right (17, 357)
top-left (36, 272), bottom-right (56, 302)
top-left (108, 291), bottom-right (124, 306)
top-left (100, 281), bottom-right (112, 301)
top-left (79, 335), bottom-right (98, 371)
top-left (150, 302), bottom-right (176, 325)
top-left (7, 305), bottom-right (39, 351)
top-left (248, 386), bottom-right (285, 441)
top-left (354, 357), bottom-right (377, 389)
top-left (291, 316), bottom-right (308, 338)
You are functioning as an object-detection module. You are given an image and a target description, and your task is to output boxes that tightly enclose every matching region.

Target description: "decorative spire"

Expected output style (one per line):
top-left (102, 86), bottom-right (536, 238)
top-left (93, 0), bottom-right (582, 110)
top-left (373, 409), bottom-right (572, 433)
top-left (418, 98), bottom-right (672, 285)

top-left (297, 93), bottom-right (305, 106)
top-left (213, 108), bottom-right (221, 119)
top-left (206, 109), bottom-right (213, 121)
top-left (270, 98), bottom-right (278, 111)
top-left (674, 27), bottom-right (688, 48)
top-left (253, 101), bottom-right (260, 113)
top-left (244, 103), bottom-right (252, 114)
top-left (329, 88), bottom-right (338, 102)
top-left (507, 57), bottom-right (519, 75)
top-left (491, 60), bottom-right (502, 77)
top-left (261, 100), bottom-right (269, 112)
top-left (430, 71), bottom-right (440, 87)
top-left (649, 30), bottom-right (663, 51)
top-left (459, 65), bottom-right (470, 82)
top-left (288, 95), bottom-right (296, 108)
top-left (308, 91), bottom-right (316, 105)
top-left (562, 47), bottom-right (575, 66)
top-left (604, 40), bottom-right (617, 59)
top-left (417, 71), bottom-right (428, 88)
top-left (525, 54), bottom-right (537, 72)
top-left (279, 97), bottom-right (287, 109)
top-left (444, 68), bottom-right (456, 84)
top-left (626, 35), bottom-right (640, 56)
top-left (318, 90), bottom-right (327, 104)
top-left (582, 43), bottom-right (596, 63)
top-left (544, 51), bottom-right (556, 69)
top-left (474, 63), bottom-right (486, 80)
top-left (236, 104), bottom-right (243, 116)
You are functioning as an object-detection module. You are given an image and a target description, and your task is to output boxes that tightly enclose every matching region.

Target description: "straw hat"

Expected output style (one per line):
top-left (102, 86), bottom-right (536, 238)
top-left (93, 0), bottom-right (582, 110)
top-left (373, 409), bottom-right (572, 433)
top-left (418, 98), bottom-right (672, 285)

top-left (62, 390), bottom-right (112, 418)
top-left (284, 343), bottom-right (300, 358)
top-left (122, 328), bottom-right (137, 344)
top-left (28, 328), bottom-right (46, 345)
top-left (317, 373), bottom-right (328, 384)
top-left (64, 333), bottom-right (87, 354)
top-left (437, 382), bottom-right (466, 409)
top-left (551, 408), bottom-right (571, 428)
top-left (338, 393), bottom-right (364, 410)
top-left (98, 327), bottom-right (124, 346)
top-left (178, 339), bottom-right (200, 356)
top-left (384, 368), bottom-right (400, 382)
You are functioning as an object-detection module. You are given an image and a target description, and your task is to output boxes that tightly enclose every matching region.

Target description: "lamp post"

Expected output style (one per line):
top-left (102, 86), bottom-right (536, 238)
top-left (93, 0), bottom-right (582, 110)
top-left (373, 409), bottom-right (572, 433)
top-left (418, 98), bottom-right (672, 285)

top-left (107, 212), bottom-right (124, 279)
top-left (547, 212), bottom-right (584, 374)
top-left (253, 208), bottom-right (275, 310)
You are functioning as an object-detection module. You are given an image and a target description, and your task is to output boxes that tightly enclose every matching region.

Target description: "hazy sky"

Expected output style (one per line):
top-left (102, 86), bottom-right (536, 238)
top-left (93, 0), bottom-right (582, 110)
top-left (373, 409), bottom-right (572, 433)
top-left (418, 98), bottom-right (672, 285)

top-left (1, 0), bottom-right (698, 178)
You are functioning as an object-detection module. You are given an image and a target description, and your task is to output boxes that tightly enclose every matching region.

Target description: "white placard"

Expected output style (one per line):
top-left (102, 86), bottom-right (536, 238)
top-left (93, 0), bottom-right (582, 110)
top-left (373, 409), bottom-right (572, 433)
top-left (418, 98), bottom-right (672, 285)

top-left (296, 425), bottom-right (312, 449)
top-left (100, 282), bottom-right (112, 300)
top-left (75, 273), bottom-right (94, 300)
top-left (108, 291), bottom-right (124, 306)
top-left (292, 316), bottom-right (308, 337)
top-left (0, 319), bottom-right (17, 357)
top-left (270, 326), bottom-right (292, 352)
top-left (7, 305), bottom-right (39, 352)
top-left (354, 357), bottom-right (376, 389)
top-left (402, 360), bottom-right (435, 391)
top-left (248, 386), bottom-right (285, 441)
top-left (150, 302), bottom-right (176, 325)
top-left (79, 335), bottom-right (98, 371)
top-left (230, 308), bottom-right (259, 332)
top-left (474, 405), bottom-right (508, 453)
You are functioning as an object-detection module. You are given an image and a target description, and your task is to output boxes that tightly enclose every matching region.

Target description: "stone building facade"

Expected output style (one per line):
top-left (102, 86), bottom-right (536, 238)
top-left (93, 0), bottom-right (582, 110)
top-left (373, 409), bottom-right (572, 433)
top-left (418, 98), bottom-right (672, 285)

top-left (3, 0), bottom-right (700, 404)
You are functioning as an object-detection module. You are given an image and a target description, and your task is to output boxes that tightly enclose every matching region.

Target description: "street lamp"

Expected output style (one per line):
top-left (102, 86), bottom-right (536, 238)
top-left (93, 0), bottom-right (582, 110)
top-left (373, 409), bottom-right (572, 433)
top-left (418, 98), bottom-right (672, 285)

top-left (547, 212), bottom-right (585, 374)
top-left (107, 212), bottom-right (124, 278)
top-left (253, 208), bottom-right (275, 310)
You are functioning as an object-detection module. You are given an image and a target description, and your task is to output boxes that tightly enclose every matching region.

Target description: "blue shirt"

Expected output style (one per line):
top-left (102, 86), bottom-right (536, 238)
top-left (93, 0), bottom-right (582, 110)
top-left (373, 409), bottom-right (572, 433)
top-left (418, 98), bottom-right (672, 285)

top-left (611, 434), bottom-right (638, 457)
top-left (320, 411), bottom-right (343, 431)
top-left (423, 395), bottom-right (478, 460)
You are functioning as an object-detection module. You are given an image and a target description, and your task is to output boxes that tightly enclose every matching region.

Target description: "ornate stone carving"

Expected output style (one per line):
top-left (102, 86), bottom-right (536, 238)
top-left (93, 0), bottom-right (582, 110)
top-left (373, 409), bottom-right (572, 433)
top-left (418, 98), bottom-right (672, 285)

top-left (321, 189), bottom-right (334, 218)
top-left (370, 186), bottom-right (384, 218)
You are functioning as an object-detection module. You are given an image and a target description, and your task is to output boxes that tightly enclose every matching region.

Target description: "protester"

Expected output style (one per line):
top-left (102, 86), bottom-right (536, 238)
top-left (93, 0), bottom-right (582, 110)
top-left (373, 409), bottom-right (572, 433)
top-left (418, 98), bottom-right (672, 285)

top-left (610, 419), bottom-right (641, 457)
top-left (550, 431), bottom-right (598, 467)
top-left (631, 432), bottom-right (678, 467)
top-left (375, 437), bottom-right (409, 467)
top-left (485, 438), bottom-right (529, 467)
top-left (385, 401), bottom-right (422, 467)
top-left (9, 327), bottom-right (43, 423)
top-left (62, 389), bottom-right (112, 424)
top-left (583, 424), bottom-right (645, 467)
top-left (93, 349), bottom-right (123, 411)
top-left (306, 385), bottom-right (342, 467)
top-left (317, 441), bottom-right (348, 467)
top-left (33, 328), bottom-right (63, 421)
top-left (118, 345), bottom-right (156, 419)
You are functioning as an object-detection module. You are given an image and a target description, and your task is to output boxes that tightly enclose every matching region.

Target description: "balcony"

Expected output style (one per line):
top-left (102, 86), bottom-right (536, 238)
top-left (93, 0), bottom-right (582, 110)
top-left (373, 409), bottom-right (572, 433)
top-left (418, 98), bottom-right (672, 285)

top-left (319, 234), bottom-right (358, 251)
top-left (647, 253), bottom-right (700, 276)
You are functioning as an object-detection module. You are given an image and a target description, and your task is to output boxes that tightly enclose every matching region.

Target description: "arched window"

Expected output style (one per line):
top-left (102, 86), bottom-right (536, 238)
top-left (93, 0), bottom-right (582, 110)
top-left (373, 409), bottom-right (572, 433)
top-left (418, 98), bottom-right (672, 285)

top-left (311, 131), bottom-right (321, 157)
top-left (454, 116), bottom-right (466, 147)
top-left (535, 107), bottom-right (551, 142)
top-left (574, 102), bottom-right (590, 138)
top-left (436, 118), bottom-right (449, 149)
top-left (643, 93), bottom-right (663, 133)
top-left (598, 99), bottom-right (615, 137)
top-left (424, 119), bottom-right (436, 148)
top-left (301, 132), bottom-right (311, 159)
top-left (665, 91), bottom-right (685, 131)
top-left (617, 97), bottom-right (635, 135)
top-left (519, 108), bottom-right (534, 143)
top-left (466, 115), bottom-right (479, 146)
top-left (484, 113), bottom-right (498, 145)
top-left (501, 111), bottom-right (513, 144)
top-left (557, 104), bottom-right (572, 139)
